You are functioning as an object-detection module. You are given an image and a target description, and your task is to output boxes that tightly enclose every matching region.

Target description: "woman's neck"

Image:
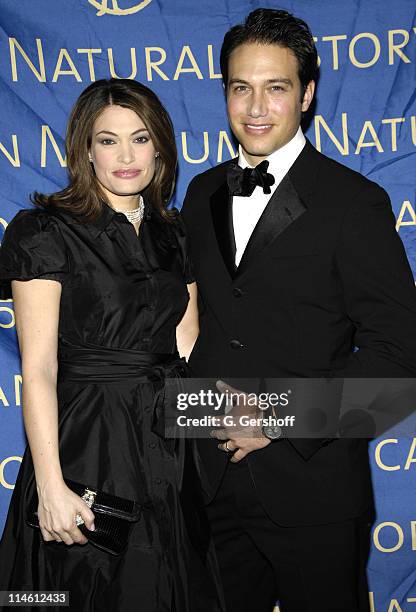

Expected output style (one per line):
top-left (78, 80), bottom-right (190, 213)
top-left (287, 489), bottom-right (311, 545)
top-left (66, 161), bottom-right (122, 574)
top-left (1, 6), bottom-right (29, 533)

top-left (108, 194), bottom-right (142, 212)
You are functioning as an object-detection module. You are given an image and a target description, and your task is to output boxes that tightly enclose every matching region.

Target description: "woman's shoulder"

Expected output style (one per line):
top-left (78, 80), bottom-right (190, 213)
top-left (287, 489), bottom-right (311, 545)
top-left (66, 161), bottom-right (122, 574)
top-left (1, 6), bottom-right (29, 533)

top-left (5, 206), bottom-right (62, 237)
top-left (168, 207), bottom-right (187, 235)
top-left (147, 205), bottom-right (186, 237)
top-left (0, 206), bottom-right (68, 284)
top-left (167, 208), bottom-right (195, 283)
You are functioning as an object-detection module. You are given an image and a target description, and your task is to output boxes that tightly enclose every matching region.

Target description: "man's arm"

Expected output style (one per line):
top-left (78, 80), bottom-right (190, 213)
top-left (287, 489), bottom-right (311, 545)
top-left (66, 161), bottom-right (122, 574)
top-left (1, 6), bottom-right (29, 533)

top-left (336, 183), bottom-right (416, 377)
top-left (287, 183), bottom-right (416, 461)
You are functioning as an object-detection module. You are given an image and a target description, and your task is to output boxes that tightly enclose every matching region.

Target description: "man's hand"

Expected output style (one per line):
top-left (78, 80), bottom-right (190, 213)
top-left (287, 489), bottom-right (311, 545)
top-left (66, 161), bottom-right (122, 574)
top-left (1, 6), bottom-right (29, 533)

top-left (210, 380), bottom-right (271, 462)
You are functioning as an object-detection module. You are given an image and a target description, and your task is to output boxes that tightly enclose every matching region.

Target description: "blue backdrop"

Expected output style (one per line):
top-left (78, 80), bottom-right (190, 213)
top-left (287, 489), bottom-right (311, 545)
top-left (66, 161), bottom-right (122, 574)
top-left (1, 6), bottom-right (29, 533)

top-left (0, 1), bottom-right (415, 609)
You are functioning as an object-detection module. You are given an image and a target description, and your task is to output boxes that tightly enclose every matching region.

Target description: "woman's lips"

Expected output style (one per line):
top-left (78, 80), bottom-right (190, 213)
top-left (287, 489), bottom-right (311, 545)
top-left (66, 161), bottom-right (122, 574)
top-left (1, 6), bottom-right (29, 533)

top-left (112, 169), bottom-right (141, 178)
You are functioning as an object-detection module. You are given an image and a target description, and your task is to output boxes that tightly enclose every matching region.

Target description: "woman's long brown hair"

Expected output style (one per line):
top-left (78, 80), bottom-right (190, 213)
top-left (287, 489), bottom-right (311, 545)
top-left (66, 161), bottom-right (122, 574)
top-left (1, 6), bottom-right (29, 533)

top-left (32, 79), bottom-right (177, 221)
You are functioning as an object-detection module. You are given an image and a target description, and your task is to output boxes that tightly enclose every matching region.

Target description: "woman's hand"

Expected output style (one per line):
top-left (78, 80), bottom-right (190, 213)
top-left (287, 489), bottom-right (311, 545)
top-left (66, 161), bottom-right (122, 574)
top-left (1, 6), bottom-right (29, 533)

top-left (37, 480), bottom-right (95, 546)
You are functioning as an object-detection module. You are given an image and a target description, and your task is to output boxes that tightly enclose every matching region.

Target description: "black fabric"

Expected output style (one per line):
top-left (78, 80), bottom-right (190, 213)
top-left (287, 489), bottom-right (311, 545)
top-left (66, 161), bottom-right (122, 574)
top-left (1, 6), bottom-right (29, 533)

top-left (234, 174), bottom-right (306, 278)
top-left (181, 139), bottom-right (416, 526)
top-left (226, 160), bottom-right (275, 196)
top-left (210, 182), bottom-right (236, 278)
top-left (0, 202), bottom-right (222, 612)
top-left (207, 460), bottom-right (372, 612)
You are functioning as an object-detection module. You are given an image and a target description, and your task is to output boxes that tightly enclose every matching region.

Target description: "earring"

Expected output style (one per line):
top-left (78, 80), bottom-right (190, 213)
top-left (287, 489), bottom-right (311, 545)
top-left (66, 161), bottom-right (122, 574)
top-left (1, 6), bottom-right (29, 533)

top-left (155, 152), bottom-right (160, 158)
top-left (88, 154), bottom-right (93, 163)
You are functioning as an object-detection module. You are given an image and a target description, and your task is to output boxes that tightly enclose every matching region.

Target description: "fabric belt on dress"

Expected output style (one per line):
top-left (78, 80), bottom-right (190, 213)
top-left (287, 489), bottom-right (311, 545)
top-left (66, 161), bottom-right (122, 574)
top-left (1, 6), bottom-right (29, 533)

top-left (58, 339), bottom-right (187, 383)
top-left (57, 338), bottom-right (188, 488)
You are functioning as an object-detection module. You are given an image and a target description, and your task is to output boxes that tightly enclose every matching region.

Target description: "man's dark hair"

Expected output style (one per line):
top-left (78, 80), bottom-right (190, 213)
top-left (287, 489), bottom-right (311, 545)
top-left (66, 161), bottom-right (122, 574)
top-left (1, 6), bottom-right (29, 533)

top-left (220, 8), bottom-right (318, 95)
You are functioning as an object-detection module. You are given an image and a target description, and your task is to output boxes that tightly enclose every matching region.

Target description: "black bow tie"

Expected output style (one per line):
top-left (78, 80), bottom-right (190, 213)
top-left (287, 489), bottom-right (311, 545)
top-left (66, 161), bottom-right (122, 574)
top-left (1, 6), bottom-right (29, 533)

top-left (227, 159), bottom-right (275, 197)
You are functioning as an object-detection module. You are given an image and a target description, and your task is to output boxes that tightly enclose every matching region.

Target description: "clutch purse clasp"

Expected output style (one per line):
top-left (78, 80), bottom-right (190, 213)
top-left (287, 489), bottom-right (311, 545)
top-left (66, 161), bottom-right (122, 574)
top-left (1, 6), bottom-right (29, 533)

top-left (81, 488), bottom-right (97, 508)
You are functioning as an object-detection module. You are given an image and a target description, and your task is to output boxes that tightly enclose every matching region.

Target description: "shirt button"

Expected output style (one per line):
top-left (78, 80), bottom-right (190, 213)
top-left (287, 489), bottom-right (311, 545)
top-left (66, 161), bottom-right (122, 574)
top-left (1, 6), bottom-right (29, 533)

top-left (145, 273), bottom-right (153, 280)
top-left (230, 339), bottom-right (244, 350)
top-left (148, 442), bottom-right (157, 449)
top-left (154, 478), bottom-right (162, 485)
top-left (232, 287), bottom-right (244, 298)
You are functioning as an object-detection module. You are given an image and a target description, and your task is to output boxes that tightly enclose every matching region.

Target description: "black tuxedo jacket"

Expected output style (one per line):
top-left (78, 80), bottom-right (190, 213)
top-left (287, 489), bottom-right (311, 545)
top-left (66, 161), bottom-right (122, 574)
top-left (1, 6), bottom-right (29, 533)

top-left (181, 140), bottom-right (416, 526)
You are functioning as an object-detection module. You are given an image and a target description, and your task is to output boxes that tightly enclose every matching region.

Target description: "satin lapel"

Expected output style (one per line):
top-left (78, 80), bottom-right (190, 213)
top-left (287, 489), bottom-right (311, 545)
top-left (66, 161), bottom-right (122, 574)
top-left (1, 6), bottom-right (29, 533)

top-left (210, 180), bottom-right (237, 279)
top-left (235, 173), bottom-right (307, 279)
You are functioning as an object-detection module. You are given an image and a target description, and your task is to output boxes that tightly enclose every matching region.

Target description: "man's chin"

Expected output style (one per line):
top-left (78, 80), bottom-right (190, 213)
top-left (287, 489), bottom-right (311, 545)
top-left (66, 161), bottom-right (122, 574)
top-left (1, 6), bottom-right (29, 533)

top-left (238, 137), bottom-right (282, 157)
top-left (238, 133), bottom-right (293, 158)
top-left (241, 146), bottom-right (276, 160)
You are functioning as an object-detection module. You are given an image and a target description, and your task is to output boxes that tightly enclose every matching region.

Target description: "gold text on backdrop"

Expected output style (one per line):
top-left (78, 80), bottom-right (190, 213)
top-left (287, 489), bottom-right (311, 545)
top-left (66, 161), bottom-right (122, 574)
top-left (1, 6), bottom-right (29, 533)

top-left (88, 0), bottom-right (152, 16)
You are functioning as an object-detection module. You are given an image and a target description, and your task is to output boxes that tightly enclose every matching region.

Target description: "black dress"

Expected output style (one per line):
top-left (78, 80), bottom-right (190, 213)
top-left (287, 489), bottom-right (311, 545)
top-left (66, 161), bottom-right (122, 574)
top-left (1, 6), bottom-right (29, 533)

top-left (0, 202), bottom-right (223, 612)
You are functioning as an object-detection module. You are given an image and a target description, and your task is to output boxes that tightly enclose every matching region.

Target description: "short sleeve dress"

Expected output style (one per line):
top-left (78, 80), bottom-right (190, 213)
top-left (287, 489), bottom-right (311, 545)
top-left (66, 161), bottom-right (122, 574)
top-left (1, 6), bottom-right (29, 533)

top-left (0, 202), bottom-right (223, 612)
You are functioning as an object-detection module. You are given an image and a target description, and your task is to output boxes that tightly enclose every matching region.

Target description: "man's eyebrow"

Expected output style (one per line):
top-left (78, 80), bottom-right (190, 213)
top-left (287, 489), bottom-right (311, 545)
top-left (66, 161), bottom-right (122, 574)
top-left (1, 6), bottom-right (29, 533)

top-left (266, 77), bottom-right (292, 85)
top-left (95, 128), bottom-right (149, 136)
top-left (228, 77), bottom-right (293, 86)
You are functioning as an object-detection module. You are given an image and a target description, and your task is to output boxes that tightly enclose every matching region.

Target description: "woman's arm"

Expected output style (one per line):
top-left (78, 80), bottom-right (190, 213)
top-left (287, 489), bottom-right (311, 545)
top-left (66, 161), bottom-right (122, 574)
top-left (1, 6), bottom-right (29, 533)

top-left (176, 282), bottom-right (199, 361)
top-left (12, 278), bottom-right (95, 545)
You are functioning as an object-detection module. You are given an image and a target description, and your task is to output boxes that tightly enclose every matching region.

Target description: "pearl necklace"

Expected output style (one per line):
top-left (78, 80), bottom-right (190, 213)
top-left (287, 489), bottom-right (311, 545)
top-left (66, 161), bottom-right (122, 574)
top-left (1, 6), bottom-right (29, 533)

top-left (115, 195), bottom-right (144, 225)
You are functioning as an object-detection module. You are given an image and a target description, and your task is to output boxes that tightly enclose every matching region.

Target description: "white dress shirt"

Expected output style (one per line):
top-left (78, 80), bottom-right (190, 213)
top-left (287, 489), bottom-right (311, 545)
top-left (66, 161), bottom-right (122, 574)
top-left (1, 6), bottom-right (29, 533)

top-left (232, 127), bottom-right (306, 266)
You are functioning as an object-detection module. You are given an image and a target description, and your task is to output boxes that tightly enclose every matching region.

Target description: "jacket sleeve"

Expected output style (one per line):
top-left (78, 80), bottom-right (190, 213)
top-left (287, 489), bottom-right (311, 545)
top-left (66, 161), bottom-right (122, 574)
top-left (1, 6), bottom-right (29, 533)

top-left (336, 184), bottom-right (416, 377)
top-left (289, 184), bottom-right (416, 461)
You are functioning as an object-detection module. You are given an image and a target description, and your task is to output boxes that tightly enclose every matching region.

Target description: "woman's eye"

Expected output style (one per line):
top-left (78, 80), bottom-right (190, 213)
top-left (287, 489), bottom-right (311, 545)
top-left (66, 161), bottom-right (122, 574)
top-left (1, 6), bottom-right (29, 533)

top-left (99, 138), bottom-right (115, 145)
top-left (134, 136), bottom-right (149, 144)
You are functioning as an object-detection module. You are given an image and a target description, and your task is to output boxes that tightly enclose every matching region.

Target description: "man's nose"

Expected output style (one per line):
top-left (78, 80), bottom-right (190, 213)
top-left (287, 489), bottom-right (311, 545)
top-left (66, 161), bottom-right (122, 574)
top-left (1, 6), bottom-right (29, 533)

top-left (247, 90), bottom-right (267, 118)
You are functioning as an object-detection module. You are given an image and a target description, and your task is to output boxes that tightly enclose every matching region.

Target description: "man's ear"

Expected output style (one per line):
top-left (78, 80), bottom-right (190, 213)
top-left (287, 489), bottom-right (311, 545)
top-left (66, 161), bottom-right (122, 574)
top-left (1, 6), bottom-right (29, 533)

top-left (301, 80), bottom-right (315, 112)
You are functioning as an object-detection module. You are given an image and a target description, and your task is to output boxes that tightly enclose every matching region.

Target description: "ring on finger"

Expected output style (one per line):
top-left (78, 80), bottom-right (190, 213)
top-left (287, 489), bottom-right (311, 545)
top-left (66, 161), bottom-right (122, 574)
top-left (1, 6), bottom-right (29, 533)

top-left (224, 440), bottom-right (232, 452)
top-left (75, 514), bottom-right (84, 527)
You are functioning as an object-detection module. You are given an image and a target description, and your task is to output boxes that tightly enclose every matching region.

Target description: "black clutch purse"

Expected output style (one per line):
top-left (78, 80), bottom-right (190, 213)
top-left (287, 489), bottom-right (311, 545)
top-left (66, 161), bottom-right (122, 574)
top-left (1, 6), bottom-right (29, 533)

top-left (26, 478), bottom-right (142, 555)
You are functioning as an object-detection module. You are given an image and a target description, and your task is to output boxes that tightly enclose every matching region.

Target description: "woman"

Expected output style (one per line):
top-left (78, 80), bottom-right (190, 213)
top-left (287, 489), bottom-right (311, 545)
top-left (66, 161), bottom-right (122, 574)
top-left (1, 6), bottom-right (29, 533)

top-left (0, 79), bottom-right (223, 611)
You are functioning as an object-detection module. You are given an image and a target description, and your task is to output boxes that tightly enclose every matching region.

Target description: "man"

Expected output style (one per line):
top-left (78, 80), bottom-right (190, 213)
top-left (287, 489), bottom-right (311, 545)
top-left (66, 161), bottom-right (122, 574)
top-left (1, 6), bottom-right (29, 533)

top-left (181, 9), bottom-right (416, 612)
